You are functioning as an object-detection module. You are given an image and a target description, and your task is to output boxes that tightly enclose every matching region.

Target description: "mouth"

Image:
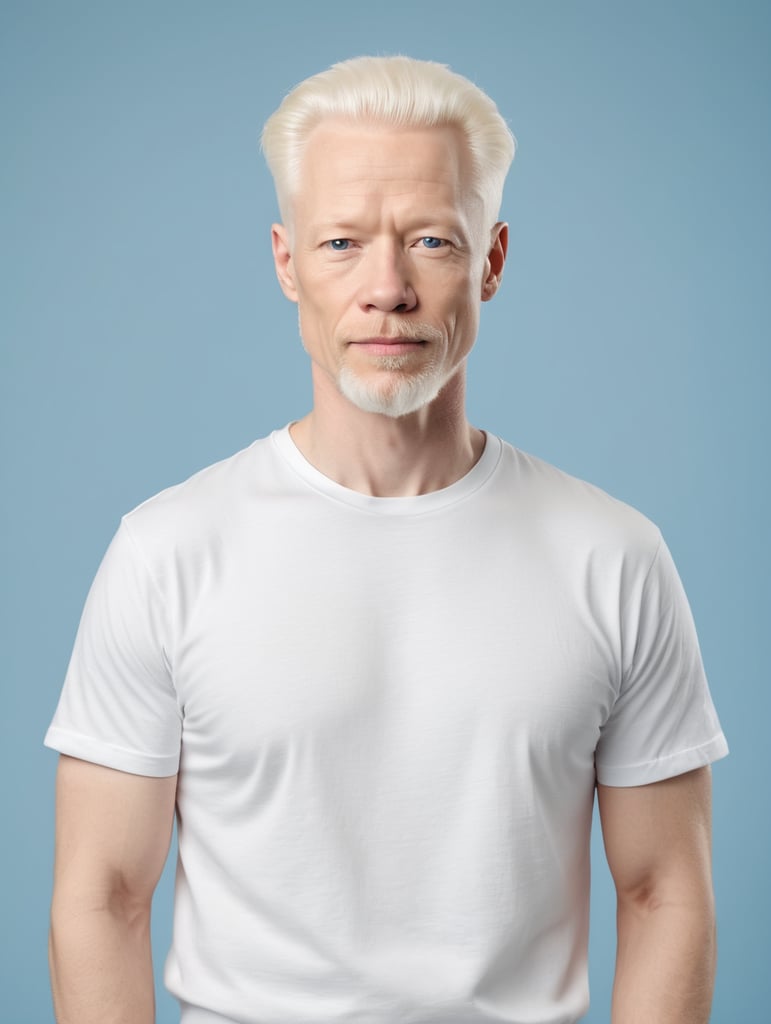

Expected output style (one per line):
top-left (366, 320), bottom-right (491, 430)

top-left (349, 336), bottom-right (427, 356)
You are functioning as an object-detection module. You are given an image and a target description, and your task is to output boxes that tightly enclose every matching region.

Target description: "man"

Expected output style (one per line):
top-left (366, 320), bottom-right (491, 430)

top-left (46, 56), bottom-right (728, 1024)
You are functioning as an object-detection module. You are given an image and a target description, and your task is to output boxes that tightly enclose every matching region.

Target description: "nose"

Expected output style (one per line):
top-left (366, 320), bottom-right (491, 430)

top-left (356, 240), bottom-right (417, 314)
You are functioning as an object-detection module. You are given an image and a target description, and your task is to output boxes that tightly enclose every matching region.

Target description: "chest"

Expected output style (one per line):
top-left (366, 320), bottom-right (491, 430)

top-left (167, 512), bottom-right (622, 784)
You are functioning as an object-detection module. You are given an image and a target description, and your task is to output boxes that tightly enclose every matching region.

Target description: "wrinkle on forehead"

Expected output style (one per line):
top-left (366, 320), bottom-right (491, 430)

top-left (291, 120), bottom-right (481, 238)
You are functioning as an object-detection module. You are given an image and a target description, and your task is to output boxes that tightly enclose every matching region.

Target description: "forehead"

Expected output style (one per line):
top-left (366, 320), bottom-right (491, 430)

top-left (292, 120), bottom-right (475, 219)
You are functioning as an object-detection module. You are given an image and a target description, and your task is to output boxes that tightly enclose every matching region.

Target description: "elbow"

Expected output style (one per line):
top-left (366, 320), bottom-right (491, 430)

top-left (50, 879), bottom-right (153, 942)
top-left (616, 876), bottom-right (718, 966)
top-left (617, 872), bottom-right (716, 922)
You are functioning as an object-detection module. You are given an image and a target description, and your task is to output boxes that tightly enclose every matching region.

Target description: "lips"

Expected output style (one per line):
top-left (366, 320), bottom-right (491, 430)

top-left (352, 336), bottom-right (425, 344)
top-left (349, 336), bottom-right (426, 355)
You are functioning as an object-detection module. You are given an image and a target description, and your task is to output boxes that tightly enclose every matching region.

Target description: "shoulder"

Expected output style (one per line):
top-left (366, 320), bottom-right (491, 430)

top-left (119, 431), bottom-right (286, 563)
top-left (495, 438), bottom-right (662, 556)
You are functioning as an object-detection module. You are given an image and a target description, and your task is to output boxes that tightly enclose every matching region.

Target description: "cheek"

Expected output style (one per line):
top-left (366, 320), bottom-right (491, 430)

top-left (439, 277), bottom-right (480, 321)
top-left (295, 284), bottom-right (351, 344)
top-left (298, 272), bottom-right (350, 312)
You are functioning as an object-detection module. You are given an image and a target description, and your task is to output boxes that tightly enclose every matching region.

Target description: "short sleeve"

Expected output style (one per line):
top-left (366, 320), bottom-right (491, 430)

top-left (44, 519), bottom-right (182, 777)
top-left (595, 538), bottom-right (728, 786)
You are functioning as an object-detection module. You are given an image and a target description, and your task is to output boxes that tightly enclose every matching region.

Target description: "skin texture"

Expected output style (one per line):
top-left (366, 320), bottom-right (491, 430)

top-left (50, 117), bottom-right (718, 1021)
top-left (598, 766), bottom-right (716, 1023)
top-left (49, 755), bottom-right (177, 1023)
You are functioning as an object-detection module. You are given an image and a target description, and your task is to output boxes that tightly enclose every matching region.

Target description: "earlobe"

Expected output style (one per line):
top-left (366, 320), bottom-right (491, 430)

top-left (271, 224), bottom-right (298, 302)
top-left (481, 222), bottom-right (509, 302)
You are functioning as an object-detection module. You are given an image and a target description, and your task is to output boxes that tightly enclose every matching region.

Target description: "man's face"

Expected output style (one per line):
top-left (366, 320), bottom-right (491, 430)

top-left (272, 120), bottom-right (506, 418)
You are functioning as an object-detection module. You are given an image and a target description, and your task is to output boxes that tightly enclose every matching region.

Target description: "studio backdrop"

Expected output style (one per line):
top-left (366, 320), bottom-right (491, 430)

top-left (2, 2), bottom-right (768, 1021)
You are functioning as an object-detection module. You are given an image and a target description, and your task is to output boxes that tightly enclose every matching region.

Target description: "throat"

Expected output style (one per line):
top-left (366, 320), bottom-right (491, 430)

top-left (289, 413), bottom-right (485, 498)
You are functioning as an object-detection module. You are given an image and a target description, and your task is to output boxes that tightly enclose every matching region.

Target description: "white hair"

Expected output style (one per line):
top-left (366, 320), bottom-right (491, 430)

top-left (261, 55), bottom-right (516, 231)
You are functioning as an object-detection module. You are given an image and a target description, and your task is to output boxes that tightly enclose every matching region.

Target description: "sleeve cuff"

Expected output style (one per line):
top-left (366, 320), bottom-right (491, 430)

top-left (44, 726), bottom-right (180, 778)
top-left (596, 732), bottom-right (729, 787)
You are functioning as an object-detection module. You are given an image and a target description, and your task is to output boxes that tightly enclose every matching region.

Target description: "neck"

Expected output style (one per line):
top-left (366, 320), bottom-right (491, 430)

top-left (289, 368), bottom-right (485, 497)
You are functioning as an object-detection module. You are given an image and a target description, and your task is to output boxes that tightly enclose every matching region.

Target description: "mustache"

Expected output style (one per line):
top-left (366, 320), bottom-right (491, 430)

top-left (346, 321), bottom-right (444, 344)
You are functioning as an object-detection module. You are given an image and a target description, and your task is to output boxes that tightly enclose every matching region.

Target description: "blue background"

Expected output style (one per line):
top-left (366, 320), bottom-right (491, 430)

top-left (2, 1), bottom-right (768, 1020)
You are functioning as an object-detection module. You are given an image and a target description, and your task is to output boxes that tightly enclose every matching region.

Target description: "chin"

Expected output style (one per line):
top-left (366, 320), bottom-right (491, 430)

top-left (337, 366), bottom-right (447, 418)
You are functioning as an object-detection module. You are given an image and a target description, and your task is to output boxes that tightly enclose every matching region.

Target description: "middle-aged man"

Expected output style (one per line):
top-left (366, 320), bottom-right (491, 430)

top-left (46, 56), bottom-right (728, 1024)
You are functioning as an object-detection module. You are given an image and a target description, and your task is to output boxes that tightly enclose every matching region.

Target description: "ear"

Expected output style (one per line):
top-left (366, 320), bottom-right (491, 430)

top-left (271, 223), bottom-right (298, 303)
top-left (481, 222), bottom-right (508, 302)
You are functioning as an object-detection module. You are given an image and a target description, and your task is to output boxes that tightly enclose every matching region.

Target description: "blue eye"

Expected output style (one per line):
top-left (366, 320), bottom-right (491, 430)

top-left (420, 237), bottom-right (444, 249)
top-left (328, 239), bottom-right (350, 251)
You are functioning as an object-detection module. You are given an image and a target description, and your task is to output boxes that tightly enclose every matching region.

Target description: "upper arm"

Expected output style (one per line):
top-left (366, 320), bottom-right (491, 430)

top-left (52, 754), bottom-right (178, 912)
top-left (597, 766), bottom-right (714, 907)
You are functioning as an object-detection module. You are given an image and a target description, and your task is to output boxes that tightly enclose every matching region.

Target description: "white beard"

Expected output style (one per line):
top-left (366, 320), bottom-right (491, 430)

top-left (299, 313), bottom-right (455, 418)
top-left (337, 356), bottom-right (451, 418)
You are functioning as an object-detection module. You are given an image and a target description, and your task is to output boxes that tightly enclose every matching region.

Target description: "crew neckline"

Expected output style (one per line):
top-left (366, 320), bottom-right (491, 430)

top-left (271, 424), bottom-right (502, 516)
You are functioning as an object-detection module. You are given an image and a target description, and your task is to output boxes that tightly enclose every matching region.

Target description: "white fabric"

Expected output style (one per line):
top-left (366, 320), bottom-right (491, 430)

top-left (45, 428), bottom-right (728, 1024)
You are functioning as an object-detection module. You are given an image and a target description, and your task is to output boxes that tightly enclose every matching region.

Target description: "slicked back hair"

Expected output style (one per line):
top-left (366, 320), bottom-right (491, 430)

top-left (261, 55), bottom-right (516, 233)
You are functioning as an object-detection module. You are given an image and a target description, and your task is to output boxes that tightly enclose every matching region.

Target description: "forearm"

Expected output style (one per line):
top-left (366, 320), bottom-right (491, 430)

top-left (49, 899), bottom-right (155, 1024)
top-left (611, 897), bottom-right (716, 1024)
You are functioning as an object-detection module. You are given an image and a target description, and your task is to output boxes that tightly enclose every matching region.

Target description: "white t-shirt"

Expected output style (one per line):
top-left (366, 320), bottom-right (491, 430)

top-left (45, 428), bottom-right (728, 1024)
